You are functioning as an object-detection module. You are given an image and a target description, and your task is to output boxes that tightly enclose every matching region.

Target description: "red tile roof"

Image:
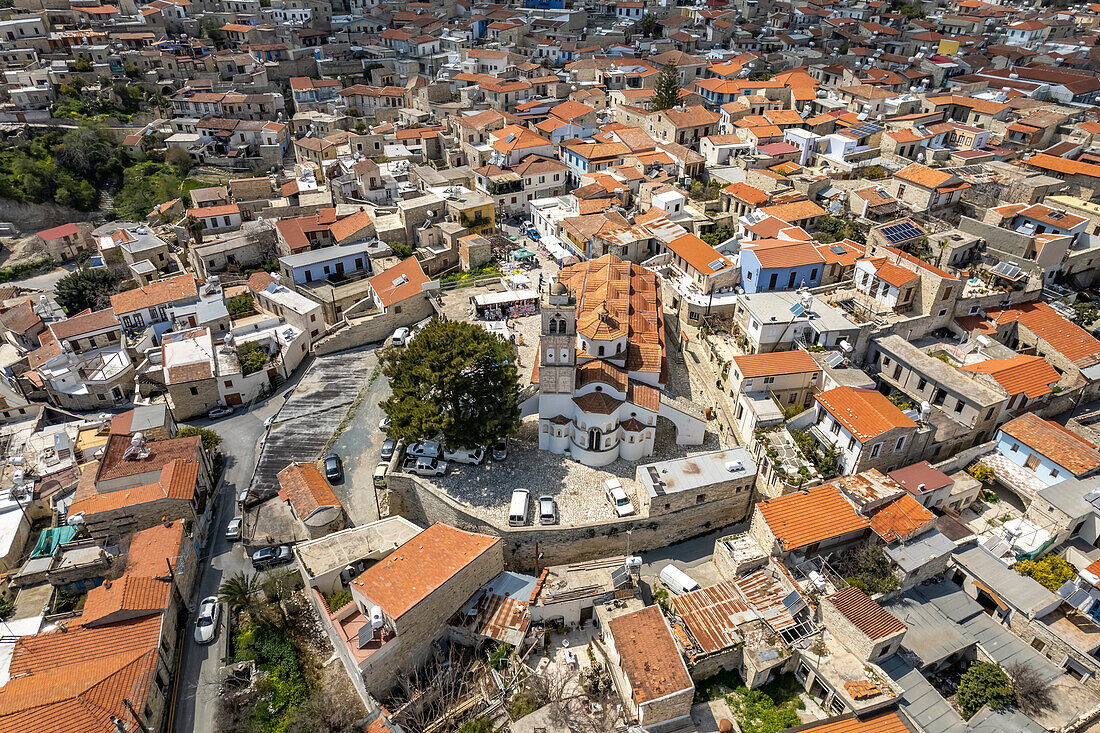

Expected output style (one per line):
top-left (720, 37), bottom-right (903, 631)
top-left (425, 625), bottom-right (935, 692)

top-left (606, 605), bottom-right (693, 705)
top-left (37, 222), bottom-right (82, 241)
top-left (95, 434), bottom-right (203, 483)
top-left (887, 461), bottom-right (952, 495)
top-left (960, 354), bottom-right (1060, 399)
top-left (733, 350), bottom-right (820, 379)
top-left (999, 412), bottom-right (1100, 477)
top-left (351, 523), bottom-right (499, 620)
top-left (277, 462), bottom-right (341, 522)
top-left (73, 459), bottom-right (199, 516)
top-left (983, 301), bottom-right (1100, 368)
top-left (368, 257), bottom-right (429, 308)
top-left (110, 273), bottom-right (198, 314)
top-left (815, 386), bottom-right (917, 442)
top-left (826, 586), bottom-right (906, 640)
top-left (757, 484), bottom-right (869, 552)
top-left (868, 494), bottom-right (935, 542)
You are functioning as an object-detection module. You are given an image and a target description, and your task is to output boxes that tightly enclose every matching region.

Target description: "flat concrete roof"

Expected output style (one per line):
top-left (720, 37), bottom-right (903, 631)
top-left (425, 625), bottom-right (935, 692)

top-left (636, 447), bottom-right (756, 498)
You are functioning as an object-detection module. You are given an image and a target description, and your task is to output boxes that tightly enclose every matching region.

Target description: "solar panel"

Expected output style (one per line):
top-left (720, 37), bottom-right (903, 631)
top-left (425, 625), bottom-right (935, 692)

top-left (990, 261), bottom-right (1022, 280)
top-left (709, 257), bottom-right (728, 272)
top-left (1049, 210), bottom-right (1066, 220)
top-left (611, 566), bottom-right (630, 589)
top-left (789, 303), bottom-right (806, 317)
top-left (824, 352), bottom-right (844, 368)
top-left (880, 221), bottom-right (924, 244)
top-left (830, 245), bottom-right (848, 255)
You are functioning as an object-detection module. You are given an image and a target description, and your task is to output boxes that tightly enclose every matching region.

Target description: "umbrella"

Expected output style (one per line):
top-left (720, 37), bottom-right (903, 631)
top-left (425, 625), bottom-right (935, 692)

top-left (512, 248), bottom-right (535, 259)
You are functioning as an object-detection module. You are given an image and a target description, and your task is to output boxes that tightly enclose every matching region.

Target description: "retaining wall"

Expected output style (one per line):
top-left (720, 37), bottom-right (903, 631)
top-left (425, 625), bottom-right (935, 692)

top-left (384, 472), bottom-right (743, 571)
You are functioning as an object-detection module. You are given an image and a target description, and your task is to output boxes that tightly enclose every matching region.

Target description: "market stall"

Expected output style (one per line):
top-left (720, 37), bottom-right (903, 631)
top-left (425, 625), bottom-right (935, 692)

top-left (471, 288), bottom-right (540, 320)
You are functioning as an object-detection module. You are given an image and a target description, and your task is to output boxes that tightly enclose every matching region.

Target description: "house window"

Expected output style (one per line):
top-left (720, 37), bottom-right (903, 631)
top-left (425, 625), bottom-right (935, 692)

top-left (870, 443), bottom-right (881, 458)
top-left (831, 421), bottom-right (840, 436)
top-left (763, 376), bottom-right (775, 385)
top-left (696, 493), bottom-right (706, 503)
top-left (1011, 443), bottom-right (1019, 452)
top-left (917, 378), bottom-right (926, 391)
top-left (1051, 469), bottom-right (1059, 479)
top-left (848, 437), bottom-right (856, 450)
top-left (895, 436), bottom-right (906, 452)
top-left (189, 387), bottom-right (198, 395)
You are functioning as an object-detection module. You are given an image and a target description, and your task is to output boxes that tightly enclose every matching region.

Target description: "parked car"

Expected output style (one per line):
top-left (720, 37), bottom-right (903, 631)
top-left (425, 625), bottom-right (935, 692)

top-left (509, 488), bottom-right (530, 526)
top-left (374, 462), bottom-right (389, 488)
top-left (237, 488), bottom-right (249, 508)
top-left (323, 453), bottom-right (343, 483)
top-left (251, 545), bottom-right (293, 570)
top-left (408, 440), bottom-right (442, 459)
top-left (379, 416), bottom-right (391, 431)
top-left (492, 440), bottom-right (508, 461)
top-left (659, 564), bottom-right (701, 595)
top-left (403, 456), bottom-right (448, 477)
top-left (391, 327), bottom-right (411, 346)
top-left (603, 478), bottom-right (635, 517)
top-left (225, 516), bottom-right (243, 541)
top-left (538, 495), bottom-right (558, 525)
top-left (194, 596), bottom-right (220, 644)
top-left (381, 438), bottom-right (397, 461)
top-left (443, 446), bottom-right (485, 465)
top-left (208, 406), bottom-right (235, 420)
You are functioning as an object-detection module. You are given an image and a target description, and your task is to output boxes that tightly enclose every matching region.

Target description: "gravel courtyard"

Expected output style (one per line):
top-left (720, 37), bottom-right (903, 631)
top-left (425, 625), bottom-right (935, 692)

top-left (427, 417), bottom-right (725, 526)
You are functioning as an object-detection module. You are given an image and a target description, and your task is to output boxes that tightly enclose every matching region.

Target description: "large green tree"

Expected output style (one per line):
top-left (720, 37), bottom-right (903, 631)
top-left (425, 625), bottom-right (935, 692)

top-left (379, 318), bottom-right (520, 449)
top-left (54, 268), bottom-right (118, 315)
top-left (956, 661), bottom-right (1016, 719)
top-left (652, 64), bottom-right (682, 111)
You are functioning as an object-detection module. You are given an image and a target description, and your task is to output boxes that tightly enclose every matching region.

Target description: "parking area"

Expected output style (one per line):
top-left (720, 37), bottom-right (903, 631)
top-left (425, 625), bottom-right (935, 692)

top-left (425, 415), bottom-right (725, 527)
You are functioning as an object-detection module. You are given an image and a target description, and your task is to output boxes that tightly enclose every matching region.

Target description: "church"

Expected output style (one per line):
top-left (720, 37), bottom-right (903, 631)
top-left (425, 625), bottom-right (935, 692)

top-left (534, 254), bottom-right (705, 467)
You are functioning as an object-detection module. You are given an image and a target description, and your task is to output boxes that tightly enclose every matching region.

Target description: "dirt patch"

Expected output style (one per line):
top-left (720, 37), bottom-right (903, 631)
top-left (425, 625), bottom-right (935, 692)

top-left (0, 234), bottom-right (50, 268)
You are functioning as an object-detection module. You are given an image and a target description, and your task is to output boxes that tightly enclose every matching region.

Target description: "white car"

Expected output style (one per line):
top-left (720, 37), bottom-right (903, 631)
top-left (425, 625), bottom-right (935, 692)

top-left (379, 416), bottom-right (391, 431)
top-left (391, 327), bottom-right (411, 346)
top-left (604, 478), bottom-right (635, 517)
top-left (208, 406), bottom-right (235, 419)
top-left (194, 596), bottom-right (220, 645)
top-left (225, 516), bottom-right (242, 541)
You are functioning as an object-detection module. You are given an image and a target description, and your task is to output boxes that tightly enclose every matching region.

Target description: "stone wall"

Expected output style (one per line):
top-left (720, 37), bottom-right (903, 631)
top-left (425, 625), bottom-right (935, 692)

top-left (384, 472), bottom-right (750, 571)
top-left (0, 198), bottom-right (90, 236)
top-left (819, 594), bottom-right (903, 662)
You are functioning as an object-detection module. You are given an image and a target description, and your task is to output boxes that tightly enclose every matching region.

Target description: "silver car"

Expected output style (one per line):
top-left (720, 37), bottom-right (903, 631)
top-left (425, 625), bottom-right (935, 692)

top-left (538, 495), bottom-right (558, 525)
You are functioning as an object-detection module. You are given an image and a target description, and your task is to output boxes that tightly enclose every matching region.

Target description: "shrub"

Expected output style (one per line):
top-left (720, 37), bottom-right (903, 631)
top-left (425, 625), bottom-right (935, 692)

top-left (488, 642), bottom-right (512, 670)
top-left (177, 425), bottom-right (222, 452)
top-left (1013, 555), bottom-right (1076, 592)
top-left (389, 241), bottom-right (413, 258)
top-left (457, 720), bottom-right (493, 733)
top-left (238, 341), bottom-right (270, 375)
top-left (956, 661), bottom-right (1015, 719)
top-left (323, 589), bottom-right (352, 612)
top-left (227, 292), bottom-right (255, 316)
top-left (968, 463), bottom-right (994, 484)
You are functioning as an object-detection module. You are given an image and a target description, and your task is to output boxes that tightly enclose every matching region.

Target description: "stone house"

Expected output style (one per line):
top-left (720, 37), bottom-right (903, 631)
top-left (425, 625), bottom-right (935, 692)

top-left (888, 163), bottom-right (969, 213)
top-left (601, 604), bottom-right (695, 731)
top-left (342, 523), bottom-right (504, 697)
top-left (36, 222), bottom-right (92, 262)
top-left (750, 484), bottom-right (872, 562)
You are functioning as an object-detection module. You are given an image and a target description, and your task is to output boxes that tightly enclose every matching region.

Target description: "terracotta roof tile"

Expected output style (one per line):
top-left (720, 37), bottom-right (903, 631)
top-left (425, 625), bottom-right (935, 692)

top-left (816, 386), bottom-right (917, 442)
top-left (95, 433), bottom-right (202, 483)
top-left (960, 354), bottom-right (1060, 399)
top-left (110, 273), bottom-right (198, 314)
top-left (757, 484), bottom-right (869, 552)
top-left (277, 462), bottom-right (341, 522)
top-left (826, 586), bottom-right (906, 640)
top-left (733, 350), bottom-right (820, 379)
top-left (350, 523), bottom-right (499, 620)
top-left (868, 494), bottom-right (935, 542)
top-left (606, 605), bottom-right (693, 705)
top-left (983, 301), bottom-right (1100, 368)
top-left (999, 413), bottom-right (1100, 477)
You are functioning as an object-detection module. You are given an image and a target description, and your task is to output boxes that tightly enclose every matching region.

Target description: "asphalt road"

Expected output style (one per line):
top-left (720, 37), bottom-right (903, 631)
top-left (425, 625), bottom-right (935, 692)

top-left (7, 263), bottom-right (77, 293)
top-left (170, 393), bottom-right (294, 733)
top-left (329, 354), bottom-right (392, 525)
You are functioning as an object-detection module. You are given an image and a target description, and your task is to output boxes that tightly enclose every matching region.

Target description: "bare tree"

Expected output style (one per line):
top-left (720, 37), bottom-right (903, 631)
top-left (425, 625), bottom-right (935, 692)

top-left (390, 645), bottom-right (475, 732)
top-left (1007, 661), bottom-right (1053, 715)
top-left (530, 660), bottom-right (625, 733)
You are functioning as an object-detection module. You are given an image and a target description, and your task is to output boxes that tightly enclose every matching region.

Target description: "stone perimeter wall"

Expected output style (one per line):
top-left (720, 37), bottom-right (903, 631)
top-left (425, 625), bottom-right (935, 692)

top-left (384, 472), bottom-right (743, 571)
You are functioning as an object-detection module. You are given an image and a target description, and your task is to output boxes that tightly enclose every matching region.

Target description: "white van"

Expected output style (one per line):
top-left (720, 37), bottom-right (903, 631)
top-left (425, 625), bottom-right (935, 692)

top-left (659, 564), bottom-right (701, 595)
top-left (444, 446), bottom-right (486, 465)
top-left (508, 489), bottom-right (530, 526)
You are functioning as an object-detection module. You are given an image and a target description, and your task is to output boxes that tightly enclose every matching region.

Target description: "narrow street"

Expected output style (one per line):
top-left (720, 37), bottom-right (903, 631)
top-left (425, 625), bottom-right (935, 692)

top-left (171, 398), bottom-right (282, 733)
